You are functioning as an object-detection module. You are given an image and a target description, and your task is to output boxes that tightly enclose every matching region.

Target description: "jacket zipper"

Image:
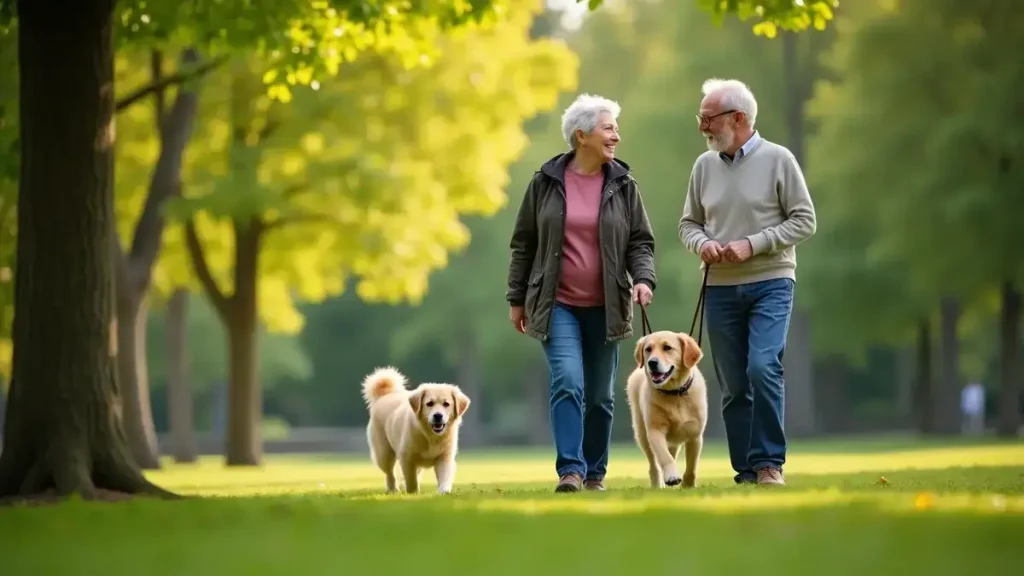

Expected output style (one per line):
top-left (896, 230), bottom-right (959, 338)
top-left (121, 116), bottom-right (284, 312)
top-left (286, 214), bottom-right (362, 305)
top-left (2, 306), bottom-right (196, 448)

top-left (543, 181), bottom-right (568, 342)
top-left (599, 176), bottom-right (625, 343)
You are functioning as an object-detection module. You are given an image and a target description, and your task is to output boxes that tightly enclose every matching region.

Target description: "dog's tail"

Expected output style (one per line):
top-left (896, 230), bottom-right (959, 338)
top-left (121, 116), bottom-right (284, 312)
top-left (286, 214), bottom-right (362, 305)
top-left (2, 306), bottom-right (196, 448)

top-left (361, 366), bottom-right (408, 406)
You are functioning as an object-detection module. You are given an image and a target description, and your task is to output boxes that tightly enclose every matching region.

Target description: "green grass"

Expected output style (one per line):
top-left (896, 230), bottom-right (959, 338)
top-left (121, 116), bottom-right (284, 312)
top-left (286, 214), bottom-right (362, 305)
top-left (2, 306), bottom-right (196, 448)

top-left (1, 436), bottom-right (1023, 575)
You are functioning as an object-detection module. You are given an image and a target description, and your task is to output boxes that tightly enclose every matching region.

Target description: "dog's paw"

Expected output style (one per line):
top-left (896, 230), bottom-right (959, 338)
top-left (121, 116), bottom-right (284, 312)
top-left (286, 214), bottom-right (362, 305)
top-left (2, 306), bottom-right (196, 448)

top-left (682, 473), bottom-right (696, 488)
top-left (664, 475), bottom-right (682, 487)
top-left (437, 487), bottom-right (453, 495)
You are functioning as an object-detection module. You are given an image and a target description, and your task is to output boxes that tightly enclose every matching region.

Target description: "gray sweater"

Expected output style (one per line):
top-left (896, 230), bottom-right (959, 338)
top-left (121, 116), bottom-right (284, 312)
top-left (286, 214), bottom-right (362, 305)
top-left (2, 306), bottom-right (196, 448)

top-left (678, 137), bottom-right (817, 286)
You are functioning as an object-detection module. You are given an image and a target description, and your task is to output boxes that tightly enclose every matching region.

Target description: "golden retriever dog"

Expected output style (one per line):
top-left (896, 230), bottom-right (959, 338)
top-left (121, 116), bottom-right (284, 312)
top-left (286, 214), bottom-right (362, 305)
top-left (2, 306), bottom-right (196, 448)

top-left (625, 331), bottom-right (708, 488)
top-left (361, 366), bottom-right (471, 495)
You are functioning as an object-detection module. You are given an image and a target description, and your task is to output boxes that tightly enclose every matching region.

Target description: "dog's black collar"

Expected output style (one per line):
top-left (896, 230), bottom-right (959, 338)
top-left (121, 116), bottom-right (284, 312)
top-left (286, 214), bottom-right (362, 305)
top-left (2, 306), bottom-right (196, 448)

top-left (656, 374), bottom-right (694, 397)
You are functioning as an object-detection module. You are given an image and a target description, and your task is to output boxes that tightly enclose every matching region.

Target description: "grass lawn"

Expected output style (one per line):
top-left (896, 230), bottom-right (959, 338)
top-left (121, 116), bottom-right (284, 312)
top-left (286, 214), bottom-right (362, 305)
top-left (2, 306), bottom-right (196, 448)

top-left (1, 435), bottom-right (1022, 575)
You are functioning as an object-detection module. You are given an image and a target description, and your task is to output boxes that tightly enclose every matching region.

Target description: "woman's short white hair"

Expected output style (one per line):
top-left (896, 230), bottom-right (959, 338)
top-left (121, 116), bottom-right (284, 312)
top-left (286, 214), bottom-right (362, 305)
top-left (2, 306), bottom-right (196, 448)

top-left (702, 78), bottom-right (758, 128)
top-left (561, 93), bottom-right (620, 150)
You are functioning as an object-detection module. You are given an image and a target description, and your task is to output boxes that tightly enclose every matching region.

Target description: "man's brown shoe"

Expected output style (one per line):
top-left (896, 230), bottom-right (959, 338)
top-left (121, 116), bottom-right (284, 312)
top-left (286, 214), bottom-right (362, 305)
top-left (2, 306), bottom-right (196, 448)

top-left (555, 473), bottom-right (583, 493)
top-left (584, 479), bottom-right (606, 492)
top-left (756, 467), bottom-right (785, 485)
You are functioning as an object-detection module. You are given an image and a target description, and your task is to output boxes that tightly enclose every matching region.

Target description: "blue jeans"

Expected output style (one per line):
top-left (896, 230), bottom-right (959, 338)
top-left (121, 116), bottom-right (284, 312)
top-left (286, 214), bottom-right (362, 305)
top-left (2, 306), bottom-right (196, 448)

top-left (704, 278), bottom-right (794, 483)
top-left (542, 303), bottom-right (619, 480)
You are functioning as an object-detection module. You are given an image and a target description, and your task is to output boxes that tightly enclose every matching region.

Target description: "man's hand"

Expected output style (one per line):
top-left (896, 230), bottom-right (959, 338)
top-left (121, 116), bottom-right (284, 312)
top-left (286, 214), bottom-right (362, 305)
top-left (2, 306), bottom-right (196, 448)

top-left (722, 239), bottom-right (753, 263)
top-left (700, 240), bottom-right (724, 264)
top-left (632, 283), bottom-right (653, 306)
top-left (509, 305), bottom-right (527, 334)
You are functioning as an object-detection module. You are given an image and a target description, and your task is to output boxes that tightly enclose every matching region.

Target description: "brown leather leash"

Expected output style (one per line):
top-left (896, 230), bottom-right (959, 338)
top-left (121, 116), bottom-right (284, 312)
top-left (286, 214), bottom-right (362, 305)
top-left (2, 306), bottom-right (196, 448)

top-left (639, 264), bottom-right (710, 348)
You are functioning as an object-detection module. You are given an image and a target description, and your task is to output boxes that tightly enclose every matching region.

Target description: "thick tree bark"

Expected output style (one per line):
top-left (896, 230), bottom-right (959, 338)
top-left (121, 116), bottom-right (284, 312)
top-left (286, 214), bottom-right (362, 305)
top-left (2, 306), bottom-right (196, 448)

top-left (0, 0), bottom-right (173, 501)
top-left (913, 318), bottom-right (933, 434)
top-left (934, 298), bottom-right (962, 434)
top-left (114, 289), bottom-right (160, 468)
top-left (997, 281), bottom-right (1022, 437)
top-left (114, 48), bottom-right (202, 470)
top-left (166, 290), bottom-right (197, 463)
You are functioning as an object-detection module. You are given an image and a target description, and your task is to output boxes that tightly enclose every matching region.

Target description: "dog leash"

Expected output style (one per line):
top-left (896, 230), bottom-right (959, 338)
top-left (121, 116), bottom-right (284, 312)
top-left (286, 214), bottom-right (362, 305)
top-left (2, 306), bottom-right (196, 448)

top-left (688, 264), bottom-right (710, 348)
top-left (638, 264), bottom-right (710, 346)
top-left (640, 265), bottom-right (710, 398)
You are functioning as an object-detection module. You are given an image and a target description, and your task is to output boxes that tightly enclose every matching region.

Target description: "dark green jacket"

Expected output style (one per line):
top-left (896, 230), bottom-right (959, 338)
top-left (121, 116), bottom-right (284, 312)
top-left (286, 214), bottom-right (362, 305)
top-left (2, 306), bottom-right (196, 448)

top-left (505, 152), bottom-right (657, 343)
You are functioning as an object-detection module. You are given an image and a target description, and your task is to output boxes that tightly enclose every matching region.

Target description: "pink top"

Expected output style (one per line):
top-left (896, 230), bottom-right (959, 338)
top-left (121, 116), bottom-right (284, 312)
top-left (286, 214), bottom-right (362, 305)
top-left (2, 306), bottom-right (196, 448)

top-left (555, 166), bottom-right (605, 307)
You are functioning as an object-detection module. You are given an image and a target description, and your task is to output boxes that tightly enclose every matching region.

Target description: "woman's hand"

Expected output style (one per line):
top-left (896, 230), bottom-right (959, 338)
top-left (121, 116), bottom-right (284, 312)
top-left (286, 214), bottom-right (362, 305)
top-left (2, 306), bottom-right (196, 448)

top-left (632, 283), bottom-right (653, 306)
top-left (509, 306), bottom-right (527, 334)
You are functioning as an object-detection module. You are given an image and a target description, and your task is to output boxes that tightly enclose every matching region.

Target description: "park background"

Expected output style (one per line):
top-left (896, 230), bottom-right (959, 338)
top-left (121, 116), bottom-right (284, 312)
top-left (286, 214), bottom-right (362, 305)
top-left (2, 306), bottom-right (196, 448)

top-left (0, 1), bottom-right (1022, 573)
top-left (1, 0), bottom-right (1021, 467)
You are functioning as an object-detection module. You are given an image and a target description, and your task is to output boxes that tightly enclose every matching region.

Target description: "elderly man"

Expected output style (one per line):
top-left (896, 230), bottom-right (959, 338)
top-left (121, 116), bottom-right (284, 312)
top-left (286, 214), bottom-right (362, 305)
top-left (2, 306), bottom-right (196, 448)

top-left (678, 78), bottom-right (816, 486)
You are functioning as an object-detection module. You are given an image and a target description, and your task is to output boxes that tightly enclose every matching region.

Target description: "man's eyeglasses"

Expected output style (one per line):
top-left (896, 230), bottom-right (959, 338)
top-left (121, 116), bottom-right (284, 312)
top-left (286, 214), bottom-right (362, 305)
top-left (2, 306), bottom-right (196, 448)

top-left (695, 109), bottom-right (737, 127)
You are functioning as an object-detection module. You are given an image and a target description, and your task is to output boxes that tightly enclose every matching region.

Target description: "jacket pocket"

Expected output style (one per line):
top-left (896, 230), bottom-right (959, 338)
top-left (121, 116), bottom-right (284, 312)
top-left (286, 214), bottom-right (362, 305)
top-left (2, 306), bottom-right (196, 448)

top-left (615, 274), bottom-right (633, 324)
top-left (525, 270), bottom-right (545, 317)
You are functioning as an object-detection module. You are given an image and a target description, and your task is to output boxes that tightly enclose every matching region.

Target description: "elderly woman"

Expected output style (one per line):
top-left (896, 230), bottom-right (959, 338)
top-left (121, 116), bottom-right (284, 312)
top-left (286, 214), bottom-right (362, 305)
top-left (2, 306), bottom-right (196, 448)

top-left (505, 94), bottom-right (657, 493)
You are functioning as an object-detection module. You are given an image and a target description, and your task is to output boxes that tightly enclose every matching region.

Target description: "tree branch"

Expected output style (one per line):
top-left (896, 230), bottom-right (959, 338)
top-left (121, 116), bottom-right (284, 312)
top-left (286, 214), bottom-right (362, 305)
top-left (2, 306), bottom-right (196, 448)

top-left (184, 220), bottom-right (233, 321)
top-left (115, 54), bottom-right (229, 114)
top-left (126, 48), bottom-right (203, 293)
top-left (151, 49), bottom-right (166, 136)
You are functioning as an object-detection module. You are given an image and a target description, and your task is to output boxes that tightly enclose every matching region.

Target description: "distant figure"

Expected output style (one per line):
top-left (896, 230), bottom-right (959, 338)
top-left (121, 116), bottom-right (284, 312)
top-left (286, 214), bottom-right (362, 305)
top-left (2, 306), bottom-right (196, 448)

top-left (679, 78), bottom-right (817, 486)
top-left (960, 381), bottom-right (985, 436)
top-left (505, 93), bottom-right (657, 493)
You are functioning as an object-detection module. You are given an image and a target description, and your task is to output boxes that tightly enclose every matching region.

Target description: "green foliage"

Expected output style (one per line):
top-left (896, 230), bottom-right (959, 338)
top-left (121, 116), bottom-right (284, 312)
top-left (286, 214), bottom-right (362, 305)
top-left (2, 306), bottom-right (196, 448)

top-left (694, 0), bottom-right (838, 36)
top-left (802, 0), bottom-right (1024, 359)
top-left (148, 0), bottom-right (578, 334)
top-left (578, 0), bottom-right (840, 36)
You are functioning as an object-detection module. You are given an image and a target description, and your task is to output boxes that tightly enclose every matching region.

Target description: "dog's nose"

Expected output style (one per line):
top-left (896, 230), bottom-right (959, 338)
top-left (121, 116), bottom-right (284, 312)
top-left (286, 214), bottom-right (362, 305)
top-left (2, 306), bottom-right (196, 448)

top-left (431, 413), bottom-right (443, 422)
top-left (647, 359), bottom-right (659, 370)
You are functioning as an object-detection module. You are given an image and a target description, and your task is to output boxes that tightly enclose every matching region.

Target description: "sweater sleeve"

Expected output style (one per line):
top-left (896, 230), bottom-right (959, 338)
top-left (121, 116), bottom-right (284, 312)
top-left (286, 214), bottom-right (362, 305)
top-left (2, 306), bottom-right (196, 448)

top-left (746, 151), bottom-right (817, 256)
top-left (678, 157), bottom-right (712, 255)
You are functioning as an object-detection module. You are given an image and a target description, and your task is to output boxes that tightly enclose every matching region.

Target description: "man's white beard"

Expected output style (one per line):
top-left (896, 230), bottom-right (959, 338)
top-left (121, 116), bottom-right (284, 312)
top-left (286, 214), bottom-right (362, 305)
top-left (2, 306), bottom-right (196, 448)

top-left (705, 126), bottom-right (735, 153)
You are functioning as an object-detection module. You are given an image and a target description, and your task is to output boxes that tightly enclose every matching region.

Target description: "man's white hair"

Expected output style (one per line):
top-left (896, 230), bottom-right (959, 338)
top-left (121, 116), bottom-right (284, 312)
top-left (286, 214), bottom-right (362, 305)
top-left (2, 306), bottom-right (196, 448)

top-left (702, 78), bottom-right (758, 128)
top-left (560, 93), bottom-right (620, 150)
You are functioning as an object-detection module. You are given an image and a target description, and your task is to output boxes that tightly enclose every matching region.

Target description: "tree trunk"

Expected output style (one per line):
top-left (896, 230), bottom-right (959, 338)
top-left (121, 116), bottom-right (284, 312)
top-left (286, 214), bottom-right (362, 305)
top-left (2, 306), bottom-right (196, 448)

top-left (783, 307), bottom-right (816, 436)
top-left (112, 48), bottom-right (202, 471)
top-left (997, 280), bottom-right (1022, 437)
top-left (0, 0), bottom-right (173, 500)
top-left (934, 298), bottom-right (962, 434)
top-left (913, 318), bottom-right (933, 434)
top-left (780, 30), bottom-right (816, 437)
top-left (455, 328), bottom-right (484, 447)
top-left (815, 355), bottom-right (847, 434)
top-left (224, 220), bottom-right (263, 466)
top-left (114, 288), bottom-right (160, 468)
top-left (895, 344), bottom-right (916, 426)
top-left (166, 289), bottom-right (197, 463)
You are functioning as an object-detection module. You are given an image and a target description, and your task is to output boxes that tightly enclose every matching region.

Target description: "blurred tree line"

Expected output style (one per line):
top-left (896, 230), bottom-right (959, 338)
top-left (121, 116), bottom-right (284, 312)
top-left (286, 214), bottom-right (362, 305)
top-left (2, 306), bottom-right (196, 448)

top-left (243, 0), bottom-right (1022, 444)
top-left (123, 0), bottom-right (1020, 448)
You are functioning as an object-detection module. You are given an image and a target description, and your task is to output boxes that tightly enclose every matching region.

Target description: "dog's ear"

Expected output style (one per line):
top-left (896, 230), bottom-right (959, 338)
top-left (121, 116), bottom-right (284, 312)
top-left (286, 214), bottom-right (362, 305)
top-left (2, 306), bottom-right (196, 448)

top-left (452, 388), bottom-right (471, 417)
top-left (633, 336), bottom-right (646, 367)
top-left (678, 333), bottom-right (703, 369)
top-left (408, 387), bottom-right (424, 414)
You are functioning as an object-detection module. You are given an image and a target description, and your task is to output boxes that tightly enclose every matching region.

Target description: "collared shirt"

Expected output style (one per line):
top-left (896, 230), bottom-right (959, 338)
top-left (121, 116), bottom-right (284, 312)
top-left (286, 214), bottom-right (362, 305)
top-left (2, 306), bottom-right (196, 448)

top-left (719, 131), bottom-right (762, 164)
